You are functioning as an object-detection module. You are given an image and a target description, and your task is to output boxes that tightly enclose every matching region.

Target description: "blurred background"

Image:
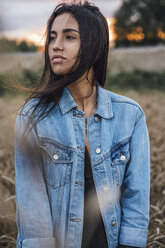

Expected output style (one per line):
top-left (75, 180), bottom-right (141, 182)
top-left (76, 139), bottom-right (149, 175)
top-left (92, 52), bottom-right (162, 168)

top-left (0, 0), bottom-right (165, 247)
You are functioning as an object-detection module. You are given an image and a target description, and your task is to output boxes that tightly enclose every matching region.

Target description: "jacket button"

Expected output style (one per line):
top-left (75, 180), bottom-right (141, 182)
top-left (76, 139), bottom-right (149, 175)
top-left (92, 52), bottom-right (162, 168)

top-left (94, 116), bottom-right (99, 122)
top-left (103, 187), bottom-right (109, 193)
top-left (77, 146), bottom-right (83, 151)
top-left (120, 155), bottom-right (126, 161)
top-left (71, 218), bottom-right (81, 222)
top-left (96, 148), bottom-right (101, 154)
top-left (75, 181), bottom-right (83, 186)
top-left (53, 154), bottom-right (59, 160)
top-left (112, 221), bottom-right (116, 227)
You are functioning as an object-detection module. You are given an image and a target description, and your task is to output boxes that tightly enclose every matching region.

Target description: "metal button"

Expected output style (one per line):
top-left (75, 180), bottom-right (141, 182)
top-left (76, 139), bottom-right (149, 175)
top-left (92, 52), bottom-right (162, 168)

top-left (94, 116), bottom-right (99, 122)
top-left (77, 146), bottom-right (83, 151)
top-left (73, 113), bottom-right (83, 117)
top-left (103, 187), bottom-right (109, 193)
top-left (96, 148), bottom-right (101, 154)
top-left (53, 154), bottom-right (59, 160)
top-left (121, 155), bottom-right (126, 161)
top-left (71, 218), bottom-right (81, 222)
top-left (112, 221), bottom-right (116, 227)
top-left (75, 181), bottom-right (83, 186)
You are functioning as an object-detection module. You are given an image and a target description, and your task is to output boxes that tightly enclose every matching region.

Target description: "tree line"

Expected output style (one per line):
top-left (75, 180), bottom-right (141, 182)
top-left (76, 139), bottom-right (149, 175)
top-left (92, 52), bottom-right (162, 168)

top-left (0, 38), bottom-right (39, 52)
top-left (114, 0), bottom-right (165, 46)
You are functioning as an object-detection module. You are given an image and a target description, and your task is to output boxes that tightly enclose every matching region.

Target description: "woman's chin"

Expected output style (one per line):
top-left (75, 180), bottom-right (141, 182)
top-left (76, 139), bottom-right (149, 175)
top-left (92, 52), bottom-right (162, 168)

top-left (51, 66), bottom-right (71, 75)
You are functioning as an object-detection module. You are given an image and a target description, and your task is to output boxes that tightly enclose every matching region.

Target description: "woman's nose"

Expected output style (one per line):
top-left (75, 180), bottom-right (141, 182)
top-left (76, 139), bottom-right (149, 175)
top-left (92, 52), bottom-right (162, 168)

top-left (52, 37), bottom-right (64, 51)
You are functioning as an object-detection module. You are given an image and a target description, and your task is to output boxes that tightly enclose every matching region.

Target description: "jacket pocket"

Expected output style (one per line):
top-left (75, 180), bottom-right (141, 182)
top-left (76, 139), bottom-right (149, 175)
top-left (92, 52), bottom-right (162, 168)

top-left (110, 137), bottom-right (130, 186)
top-left (39, 137), bottom-right (73, 189)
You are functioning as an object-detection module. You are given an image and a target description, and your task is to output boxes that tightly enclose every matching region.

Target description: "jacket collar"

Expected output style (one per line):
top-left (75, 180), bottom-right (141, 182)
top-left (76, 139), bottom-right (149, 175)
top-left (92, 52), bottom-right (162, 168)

top-left (59, 82), bottom-right (113, 119)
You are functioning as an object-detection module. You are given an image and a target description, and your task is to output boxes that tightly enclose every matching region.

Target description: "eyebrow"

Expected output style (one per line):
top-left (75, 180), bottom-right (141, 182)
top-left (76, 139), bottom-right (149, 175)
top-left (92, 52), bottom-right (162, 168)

top-left (50, 28), bottom-right (80, 35)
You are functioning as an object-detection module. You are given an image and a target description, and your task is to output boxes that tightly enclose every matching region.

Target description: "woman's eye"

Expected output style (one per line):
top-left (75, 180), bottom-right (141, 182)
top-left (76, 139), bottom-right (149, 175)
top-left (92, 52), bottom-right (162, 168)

top-left (49, 37), bottom-right (56, 41)
top-left (66, 35), bottom-right (75, 40)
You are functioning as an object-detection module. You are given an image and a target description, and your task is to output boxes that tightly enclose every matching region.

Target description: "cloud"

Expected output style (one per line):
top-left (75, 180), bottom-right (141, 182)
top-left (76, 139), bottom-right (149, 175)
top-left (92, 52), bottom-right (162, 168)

top-left (0, 0), bottom-right (58, 32)
top-left (0, 0), bottom-right (122, 39)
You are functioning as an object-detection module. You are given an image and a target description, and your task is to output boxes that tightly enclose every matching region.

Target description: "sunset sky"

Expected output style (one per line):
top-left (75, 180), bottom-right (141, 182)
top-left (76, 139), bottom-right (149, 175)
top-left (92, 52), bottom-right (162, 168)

top-left (0, 0), bottom-right (122, 45)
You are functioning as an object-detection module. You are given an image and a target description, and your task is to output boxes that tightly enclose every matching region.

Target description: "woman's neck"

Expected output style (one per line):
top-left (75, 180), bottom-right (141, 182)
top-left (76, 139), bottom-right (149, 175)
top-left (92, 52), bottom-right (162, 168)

top-left (66, 68), bottom-right (97, 113)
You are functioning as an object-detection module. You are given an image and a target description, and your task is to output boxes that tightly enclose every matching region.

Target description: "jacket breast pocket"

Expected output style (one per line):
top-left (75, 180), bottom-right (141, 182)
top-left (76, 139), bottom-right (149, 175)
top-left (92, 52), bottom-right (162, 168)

top-left (39, 137), bottom-right (73, 189)
top-left (110, 138), bottom-right (130, 186)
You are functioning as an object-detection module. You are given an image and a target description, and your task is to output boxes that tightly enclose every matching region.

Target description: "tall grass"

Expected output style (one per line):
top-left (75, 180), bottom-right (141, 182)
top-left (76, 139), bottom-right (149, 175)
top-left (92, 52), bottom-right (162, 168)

top-left (1, 69), bottom-right (165, 97)
top-left (105, 69), bottom-right (165, 93)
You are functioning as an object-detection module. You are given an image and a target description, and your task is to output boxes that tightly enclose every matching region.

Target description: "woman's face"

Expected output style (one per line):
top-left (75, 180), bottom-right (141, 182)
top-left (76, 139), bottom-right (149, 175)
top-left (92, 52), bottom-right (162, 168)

top-left (48, 13), bottom-right (81, 75)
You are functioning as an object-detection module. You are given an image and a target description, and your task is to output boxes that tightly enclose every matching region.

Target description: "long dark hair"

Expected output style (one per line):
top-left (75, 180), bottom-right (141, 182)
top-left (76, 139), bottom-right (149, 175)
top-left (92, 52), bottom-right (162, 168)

top-left (21, 0), bottom-right (109, 134)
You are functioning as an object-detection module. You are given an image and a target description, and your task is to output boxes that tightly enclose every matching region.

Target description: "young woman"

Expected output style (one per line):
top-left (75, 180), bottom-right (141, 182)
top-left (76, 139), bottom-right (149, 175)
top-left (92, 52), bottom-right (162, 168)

top-left (14, 1), bottom-right (150, 248)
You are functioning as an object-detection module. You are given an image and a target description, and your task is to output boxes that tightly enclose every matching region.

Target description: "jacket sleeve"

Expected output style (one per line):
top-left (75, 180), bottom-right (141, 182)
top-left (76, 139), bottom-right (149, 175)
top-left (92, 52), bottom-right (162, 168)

top-left (119, 113), bottom-right (150, 248)
top-left (14, 113), bottom-right (56, 248)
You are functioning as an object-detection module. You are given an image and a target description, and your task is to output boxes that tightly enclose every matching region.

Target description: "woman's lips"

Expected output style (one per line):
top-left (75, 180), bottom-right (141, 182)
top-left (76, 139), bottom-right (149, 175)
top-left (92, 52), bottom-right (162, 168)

top-left (52, 56), bottom-right (66, 64)
top-left (52, 57), bottom-right (63, 63)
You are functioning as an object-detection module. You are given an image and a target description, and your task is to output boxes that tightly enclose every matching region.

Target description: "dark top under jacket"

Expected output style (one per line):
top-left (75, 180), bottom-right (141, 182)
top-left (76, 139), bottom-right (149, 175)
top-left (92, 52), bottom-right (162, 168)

top-left (81, 146), bottom-right (109, 248)
top-left (81, 146), bottom-right (140, 248)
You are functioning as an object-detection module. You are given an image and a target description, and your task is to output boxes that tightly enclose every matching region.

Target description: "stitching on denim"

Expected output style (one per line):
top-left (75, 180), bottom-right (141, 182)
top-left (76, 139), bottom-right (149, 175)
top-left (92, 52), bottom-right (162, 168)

top-left (111, 98), bottom-right (144, 115)
top-left (40, 145), bottom-right (73, 164)
top-left (46, 179), bottom-right (70, 189)
top-left (59, 98), bottom-right (77, 114)
top-left (39, 136), bottom-right (75, 151)
top-left (110, 136), bottom-right (131, 154)
top-left (107, 94), bottom-right (113, 116)
top-left (134, 112), bottom-right (145, 126)
top-left (92, 137), bottom-right (131, 167)
top-left (55, 179), bottom-right (66, 231)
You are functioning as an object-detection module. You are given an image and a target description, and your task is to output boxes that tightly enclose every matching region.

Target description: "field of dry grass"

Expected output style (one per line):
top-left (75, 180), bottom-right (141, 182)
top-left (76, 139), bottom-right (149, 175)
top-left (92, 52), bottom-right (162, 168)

top-left (0, 45), bottom-right (165, 76)
top-left (0, 90), bottom-right (165, 247)
top-left (0, 96), bottom-right (23, 247)
top-left (0, 53), bottom-right (43, 77)
top-left (108, 45), bottom-right (165, 75)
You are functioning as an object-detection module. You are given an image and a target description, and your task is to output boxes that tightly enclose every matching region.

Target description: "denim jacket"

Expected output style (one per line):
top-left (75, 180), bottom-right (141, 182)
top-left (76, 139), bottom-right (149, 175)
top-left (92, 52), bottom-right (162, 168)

top-left (14, 82), bottom-right (150, 248)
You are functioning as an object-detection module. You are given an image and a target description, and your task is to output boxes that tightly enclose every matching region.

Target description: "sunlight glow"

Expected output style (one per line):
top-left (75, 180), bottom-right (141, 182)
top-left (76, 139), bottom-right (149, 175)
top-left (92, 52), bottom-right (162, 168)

top-left (127, 32), bottom-right (145, 41)
top-left (158, 29), bottom-right (165, 40)
top-left (106, 17), bottom-right (117, 45)
top-left (126, 27), bottom-right (145, 41)
top-left (26, 33), bottom-right (45, 46)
